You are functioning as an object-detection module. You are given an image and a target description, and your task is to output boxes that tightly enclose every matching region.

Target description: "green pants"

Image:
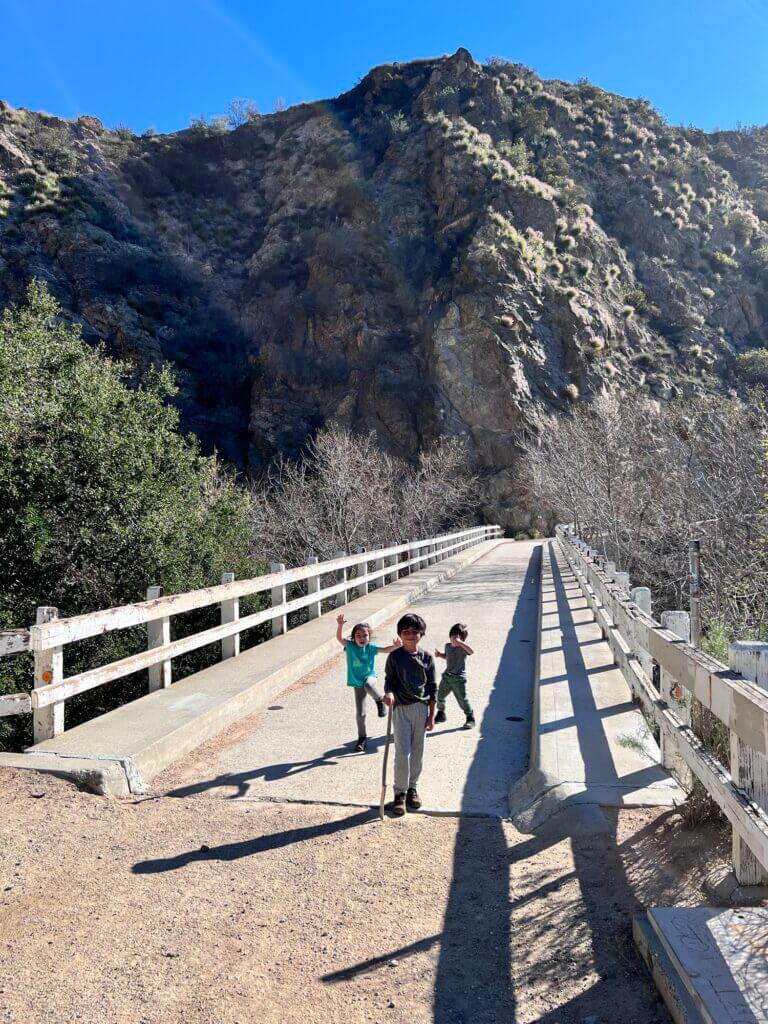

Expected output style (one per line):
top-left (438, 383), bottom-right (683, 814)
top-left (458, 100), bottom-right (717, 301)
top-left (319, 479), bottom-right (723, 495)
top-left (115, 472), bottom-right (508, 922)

top-left (437, 672), bottom-right (473, 716)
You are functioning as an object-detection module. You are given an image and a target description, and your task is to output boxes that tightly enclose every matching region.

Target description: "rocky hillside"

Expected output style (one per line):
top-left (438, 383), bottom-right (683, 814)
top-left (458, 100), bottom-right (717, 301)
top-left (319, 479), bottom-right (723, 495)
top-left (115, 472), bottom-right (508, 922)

top-left (2, 48), bottom-right (768, 528)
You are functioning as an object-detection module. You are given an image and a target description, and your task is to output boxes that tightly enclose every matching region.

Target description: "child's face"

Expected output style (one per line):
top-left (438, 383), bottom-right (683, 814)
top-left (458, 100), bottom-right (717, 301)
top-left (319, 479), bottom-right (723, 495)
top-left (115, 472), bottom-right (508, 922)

top-left (353, 627), bottom-right (370, 646)
top-left (399, 627), bottom-right (423, 652)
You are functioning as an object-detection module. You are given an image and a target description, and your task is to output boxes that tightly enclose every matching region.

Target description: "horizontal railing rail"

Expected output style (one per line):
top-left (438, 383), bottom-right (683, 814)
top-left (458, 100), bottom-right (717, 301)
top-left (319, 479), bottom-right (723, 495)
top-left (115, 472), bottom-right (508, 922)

top-left (4, 525), bottom-right (501, 743)
top-left (556, 524), bottom-right (768, 882)
top-left (0, 630), bottom-right (32, 717)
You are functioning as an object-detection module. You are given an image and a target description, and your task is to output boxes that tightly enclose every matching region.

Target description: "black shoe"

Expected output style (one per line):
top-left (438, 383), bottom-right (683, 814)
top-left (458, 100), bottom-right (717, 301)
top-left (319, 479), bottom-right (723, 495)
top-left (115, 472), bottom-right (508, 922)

top-left (355, 737), bottom-right (367, 752)
top-left (406, 788), bottom-right (422, 811)
top-left (376, 700), bottom-right (386, 718)
top-left (391, 792), bottom-right (406, 816)
top-left (463, 716), bottom-right (476, 729)
top-left (435, 709), bottom-right (447, 724)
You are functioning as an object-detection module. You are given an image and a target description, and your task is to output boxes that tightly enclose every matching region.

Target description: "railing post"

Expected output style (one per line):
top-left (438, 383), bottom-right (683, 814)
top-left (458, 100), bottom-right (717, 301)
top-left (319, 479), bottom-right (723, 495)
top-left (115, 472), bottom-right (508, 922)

top-left (659, 610), bottom-right (691, 787)
top-left (33, 606), bottom-right (63, 742)
top-left (727, 641), bottom-right (768, 886)
top-left (354, 547), bottom-right (369, 595)
top-left (372, 549), bottom-right (385, 590)
top-left (306, 556), bottom-right (322, 618)
top-left (270, 562), bottom-right (287, 636)
top-left (220, 573), bottom-right (239, 660)
top-left (388, 542), bottom-right (398, 583)
top-left (613, 571), bottom-right (630, 595)
top-left (630, 587), bottom-right (653, 681)
top-left (147, 585), bottom-right (172, 688)
top-left (334, 551), bottom-right (348, 607)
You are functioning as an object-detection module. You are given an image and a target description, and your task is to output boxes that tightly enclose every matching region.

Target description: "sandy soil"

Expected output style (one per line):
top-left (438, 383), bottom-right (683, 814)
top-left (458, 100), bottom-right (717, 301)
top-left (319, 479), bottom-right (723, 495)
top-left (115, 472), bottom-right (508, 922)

top-left (0, 769), bottom-right (729, 1024)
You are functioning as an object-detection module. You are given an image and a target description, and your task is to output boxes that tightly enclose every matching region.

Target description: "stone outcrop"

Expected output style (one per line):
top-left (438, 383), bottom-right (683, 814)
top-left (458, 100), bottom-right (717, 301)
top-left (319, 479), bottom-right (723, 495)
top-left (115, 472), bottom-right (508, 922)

top-left (1, 51), bottom-right (768, 528)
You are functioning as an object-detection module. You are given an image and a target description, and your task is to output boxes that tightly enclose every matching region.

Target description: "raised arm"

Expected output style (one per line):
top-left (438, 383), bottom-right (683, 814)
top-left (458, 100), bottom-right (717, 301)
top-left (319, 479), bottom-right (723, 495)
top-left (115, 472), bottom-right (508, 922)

top-left (457, 640), bottom-right (474, 656)
top-left (335, 613), bottom-right (348, 648)
top-left (434, 648), bottom-right (446, 659)
top-left (379, 636), bottom-right (403, 654)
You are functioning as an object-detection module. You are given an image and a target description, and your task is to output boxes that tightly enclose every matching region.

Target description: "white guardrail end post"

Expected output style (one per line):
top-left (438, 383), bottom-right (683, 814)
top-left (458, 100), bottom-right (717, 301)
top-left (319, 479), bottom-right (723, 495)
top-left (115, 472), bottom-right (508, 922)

top-left (728, 641), bottom-right (768, 886)
top-left (270, 563), bottom-right (287, 636)
top-left (147, 585), bottom-right (173, 687)
top-left (220, 573), bottom-right (239, 660)
top-left (306, 556), bottom-right (322, 618)
top-left (335, 552), bottom-right (348, 607)
top-left (33, 606), bottom-right (63, 742)
top-left (354, 547), bottom-right (369, 595)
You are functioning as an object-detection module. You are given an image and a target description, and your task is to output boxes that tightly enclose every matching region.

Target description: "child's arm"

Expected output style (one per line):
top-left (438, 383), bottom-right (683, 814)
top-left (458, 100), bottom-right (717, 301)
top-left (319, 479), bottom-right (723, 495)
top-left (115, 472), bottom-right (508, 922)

top-left (379, 636), bottom-right (402, 654)
top-left (335, 613), bottom-right (348, 648)
top-left (434, 648), bottom-right (446, 659)
top-left (456, 640), bottom-right (474, 656)
top-left (383, 653), bottom-right (397, 706)
top-left (425, 654), bottom-right (437, 730)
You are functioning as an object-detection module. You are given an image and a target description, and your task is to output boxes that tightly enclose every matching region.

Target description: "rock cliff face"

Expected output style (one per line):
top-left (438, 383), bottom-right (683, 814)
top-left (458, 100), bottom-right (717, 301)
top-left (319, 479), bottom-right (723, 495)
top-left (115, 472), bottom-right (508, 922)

top-left (2, 49), bottom-right (768, 527)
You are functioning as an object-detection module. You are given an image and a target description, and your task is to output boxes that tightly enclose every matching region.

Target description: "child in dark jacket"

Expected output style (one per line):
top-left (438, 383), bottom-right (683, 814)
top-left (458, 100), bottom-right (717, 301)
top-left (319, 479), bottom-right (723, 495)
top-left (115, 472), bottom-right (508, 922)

top-left (382, 612), bottom-right (436, 815)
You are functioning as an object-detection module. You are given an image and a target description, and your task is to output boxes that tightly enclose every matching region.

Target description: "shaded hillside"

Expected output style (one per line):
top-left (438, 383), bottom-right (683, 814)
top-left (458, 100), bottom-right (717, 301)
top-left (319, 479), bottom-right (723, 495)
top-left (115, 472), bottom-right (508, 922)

top-left (2, 48), bottom-right (768, 527)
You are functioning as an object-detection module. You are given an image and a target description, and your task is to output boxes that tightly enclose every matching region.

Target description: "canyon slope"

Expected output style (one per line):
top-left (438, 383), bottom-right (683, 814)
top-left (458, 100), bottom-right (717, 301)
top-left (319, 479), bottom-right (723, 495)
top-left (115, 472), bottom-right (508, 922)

top-left (2, 49), bottom-right (768, 528)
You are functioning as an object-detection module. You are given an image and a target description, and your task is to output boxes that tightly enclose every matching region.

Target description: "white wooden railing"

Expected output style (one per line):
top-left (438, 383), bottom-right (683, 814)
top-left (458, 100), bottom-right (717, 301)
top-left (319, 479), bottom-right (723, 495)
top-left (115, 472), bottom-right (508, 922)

top-left (1, 525), bottom-right (501, 743)
top-left (557, 524), bottom-right (768, 887)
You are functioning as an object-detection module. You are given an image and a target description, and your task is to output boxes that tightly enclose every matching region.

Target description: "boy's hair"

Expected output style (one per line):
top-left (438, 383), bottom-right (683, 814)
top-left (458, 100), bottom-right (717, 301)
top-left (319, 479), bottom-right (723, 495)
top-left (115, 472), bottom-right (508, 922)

top-left (350, 622), bottom-right (371, 642)
top-left (449, 623), bottom-right (468, 641)
top-left (397, 612), bottom-right (427, 636)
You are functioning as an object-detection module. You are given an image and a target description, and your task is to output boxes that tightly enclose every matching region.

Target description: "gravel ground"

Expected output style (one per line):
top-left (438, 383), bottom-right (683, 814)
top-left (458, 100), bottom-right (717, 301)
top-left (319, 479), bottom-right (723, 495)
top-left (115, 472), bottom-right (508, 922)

top-left (1, 769), bottom-right (728, 1024)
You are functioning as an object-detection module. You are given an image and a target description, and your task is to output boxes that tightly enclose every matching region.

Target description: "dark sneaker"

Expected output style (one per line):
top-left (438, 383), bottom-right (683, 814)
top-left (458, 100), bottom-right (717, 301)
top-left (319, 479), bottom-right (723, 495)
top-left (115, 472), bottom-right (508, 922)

top-left (406, 788), bottom-right (422, 811)
top-left (391, 792), bottom-right (406, 816)
top-left (376, 700), bottom-right (386, 718)
top-left (463, 716), bottom-right (476, 730)
top-left (355, 737), bottom-right (367, 752)
top-left (435, 709), bottom-right (447, 724)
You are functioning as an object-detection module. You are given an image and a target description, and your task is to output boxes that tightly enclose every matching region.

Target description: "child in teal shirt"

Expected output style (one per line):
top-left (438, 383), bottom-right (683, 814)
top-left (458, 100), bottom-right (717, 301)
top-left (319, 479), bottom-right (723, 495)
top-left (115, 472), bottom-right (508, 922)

top-left (336, 614), bottom-right (401, 751)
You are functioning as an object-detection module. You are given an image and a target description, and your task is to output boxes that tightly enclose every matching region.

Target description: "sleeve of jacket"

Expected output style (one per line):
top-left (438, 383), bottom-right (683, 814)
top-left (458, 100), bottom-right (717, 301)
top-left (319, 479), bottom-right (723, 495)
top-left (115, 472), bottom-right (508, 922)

top-left (384, 652), bottom-right (396, 694)
top-left (424, 653), bottom-right (436, 700)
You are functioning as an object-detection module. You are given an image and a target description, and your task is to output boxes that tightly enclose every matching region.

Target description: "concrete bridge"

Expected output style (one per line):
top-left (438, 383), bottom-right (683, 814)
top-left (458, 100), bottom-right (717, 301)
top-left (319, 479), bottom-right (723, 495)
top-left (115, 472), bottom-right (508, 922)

top-left (2, 527), bottom-right (767, 1021)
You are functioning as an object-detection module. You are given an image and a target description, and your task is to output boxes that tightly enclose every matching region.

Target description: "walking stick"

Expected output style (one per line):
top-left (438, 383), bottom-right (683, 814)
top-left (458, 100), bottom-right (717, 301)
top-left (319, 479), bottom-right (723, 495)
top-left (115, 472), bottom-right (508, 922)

top-left (379, 704), bottom-right (393, 820)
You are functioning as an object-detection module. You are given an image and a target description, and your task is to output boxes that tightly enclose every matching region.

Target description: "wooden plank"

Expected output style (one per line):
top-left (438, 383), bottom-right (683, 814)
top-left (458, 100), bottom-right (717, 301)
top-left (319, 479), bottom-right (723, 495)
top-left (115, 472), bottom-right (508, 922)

top-left (33, 607), bottom-right (63, 741)
top-left (30, 527), bottom-right (493, 650)
top-left (0, 630), bottom-right (30, 657)
top-left (0, 693), bottom-right (32, 716)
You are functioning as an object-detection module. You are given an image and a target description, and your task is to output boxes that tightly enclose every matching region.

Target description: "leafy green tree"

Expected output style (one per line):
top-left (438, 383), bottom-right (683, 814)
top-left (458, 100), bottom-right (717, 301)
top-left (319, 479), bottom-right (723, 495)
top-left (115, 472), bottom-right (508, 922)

top-left (0, 282), bottom-right (255, 749)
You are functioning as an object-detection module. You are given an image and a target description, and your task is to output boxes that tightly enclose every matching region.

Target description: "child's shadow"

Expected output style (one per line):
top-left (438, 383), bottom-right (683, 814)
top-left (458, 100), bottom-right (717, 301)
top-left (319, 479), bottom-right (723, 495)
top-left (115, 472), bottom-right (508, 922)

top-left (165, 742), bottom-right (366, 799)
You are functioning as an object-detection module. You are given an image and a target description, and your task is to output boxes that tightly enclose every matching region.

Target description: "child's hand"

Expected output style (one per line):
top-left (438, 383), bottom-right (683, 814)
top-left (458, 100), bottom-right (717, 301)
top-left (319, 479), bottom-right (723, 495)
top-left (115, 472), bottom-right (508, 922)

top-left (392, 636), bottom-right (402, 649)
top-left (383, 693), bottom-right (395, 707)
top-left (426, 714), bottom-right (435, 732)
top-left (336, 613), bottom-right (347, 627)
top-left (434, 648), bottom-right (441, 658)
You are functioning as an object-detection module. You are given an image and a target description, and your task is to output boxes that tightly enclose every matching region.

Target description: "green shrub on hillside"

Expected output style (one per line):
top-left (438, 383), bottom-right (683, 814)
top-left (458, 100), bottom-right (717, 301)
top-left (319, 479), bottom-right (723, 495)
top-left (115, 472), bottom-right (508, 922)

top-left (735, 348), bottom-right (768, 386)
top-left (0, 282), bottom-right (255, 750)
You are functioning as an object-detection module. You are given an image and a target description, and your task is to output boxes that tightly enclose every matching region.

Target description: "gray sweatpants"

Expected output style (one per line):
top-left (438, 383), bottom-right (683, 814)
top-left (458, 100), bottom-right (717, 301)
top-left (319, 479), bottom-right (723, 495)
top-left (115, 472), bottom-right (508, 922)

top-left (392, 702), bottom-right (429, 794)
top-left (354, 676), bottom-right (383, 739)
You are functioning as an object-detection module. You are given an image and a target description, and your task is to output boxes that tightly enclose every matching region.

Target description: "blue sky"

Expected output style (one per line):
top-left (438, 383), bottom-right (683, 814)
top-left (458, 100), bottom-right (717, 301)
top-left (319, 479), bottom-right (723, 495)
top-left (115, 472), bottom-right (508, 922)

top-left (3, 0), bottom-right (767, 134)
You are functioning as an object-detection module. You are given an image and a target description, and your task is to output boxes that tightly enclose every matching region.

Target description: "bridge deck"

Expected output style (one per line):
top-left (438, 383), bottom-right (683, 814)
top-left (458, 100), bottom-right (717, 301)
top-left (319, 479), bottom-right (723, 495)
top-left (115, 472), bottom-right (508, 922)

top-left (156, 540), bottom-right (541, 815)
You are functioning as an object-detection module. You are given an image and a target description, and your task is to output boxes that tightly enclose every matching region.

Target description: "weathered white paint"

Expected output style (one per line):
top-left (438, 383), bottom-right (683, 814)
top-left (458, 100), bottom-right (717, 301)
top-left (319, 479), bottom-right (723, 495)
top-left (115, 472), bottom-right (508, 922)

top-left (33, 607), bottom-right (63, 742)
top-left (0, 630), bottom-right (29, 657)
top-left (306, 556), bottom-right (322, 619)
top-left (0, 693), bottom-right (32, 716)
top-left (558, 527), bottom-right (768, 876)
top-left (660, 610), bottom-right (692, 788)
top-left (353, 548), bottom-right (369, 596)
top-left (270, 563), bottom-right (287, 637)
top-left (220, 573), bottom-right (239, 660)
top-left (30, 527), bottom-right (498, 650)
top-left (333, 551), bottom-right (348, 609)
top-left (146, 585), bottom-right (171, 691)
top-left (728, 641), bottom-right (768, 886)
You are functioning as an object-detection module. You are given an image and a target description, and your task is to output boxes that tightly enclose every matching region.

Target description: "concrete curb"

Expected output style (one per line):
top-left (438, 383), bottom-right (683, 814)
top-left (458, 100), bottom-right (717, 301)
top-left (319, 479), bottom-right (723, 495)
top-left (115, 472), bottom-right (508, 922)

top-left (25, 539), bottom-right (505, 795)
top-left (633, 913), bottom-right (703, 1024)
top-left (0, 751), bottom-right (130, 796)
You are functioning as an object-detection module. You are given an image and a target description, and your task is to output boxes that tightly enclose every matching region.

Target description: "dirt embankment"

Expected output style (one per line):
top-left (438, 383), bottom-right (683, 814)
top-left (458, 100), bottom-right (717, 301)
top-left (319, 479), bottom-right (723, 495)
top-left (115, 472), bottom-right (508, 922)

top-left (1, 769), bottom-right (727, 1024)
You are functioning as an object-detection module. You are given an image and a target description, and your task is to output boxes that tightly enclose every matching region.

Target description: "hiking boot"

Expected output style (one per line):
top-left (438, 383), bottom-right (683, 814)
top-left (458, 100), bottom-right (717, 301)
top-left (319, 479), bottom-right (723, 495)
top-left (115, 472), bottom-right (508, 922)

top-left (406, 788), bottom-right (422, 811)
top-left (463, 716), bottom-right (476, 730)
top-left (376, 700), bottom-right (386, 718)
top-left (355, 736), bottom-right (367, 752)
top-left (434, 709), bottom-right (447, 724)
top-left (391, 792), bottom-right (406, 816)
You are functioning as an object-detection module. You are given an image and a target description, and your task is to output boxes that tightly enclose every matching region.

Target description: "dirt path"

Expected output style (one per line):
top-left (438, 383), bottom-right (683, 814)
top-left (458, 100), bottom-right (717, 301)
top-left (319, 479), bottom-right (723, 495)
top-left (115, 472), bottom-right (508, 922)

top-left (1, 768), bottom-right (728, 1024)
